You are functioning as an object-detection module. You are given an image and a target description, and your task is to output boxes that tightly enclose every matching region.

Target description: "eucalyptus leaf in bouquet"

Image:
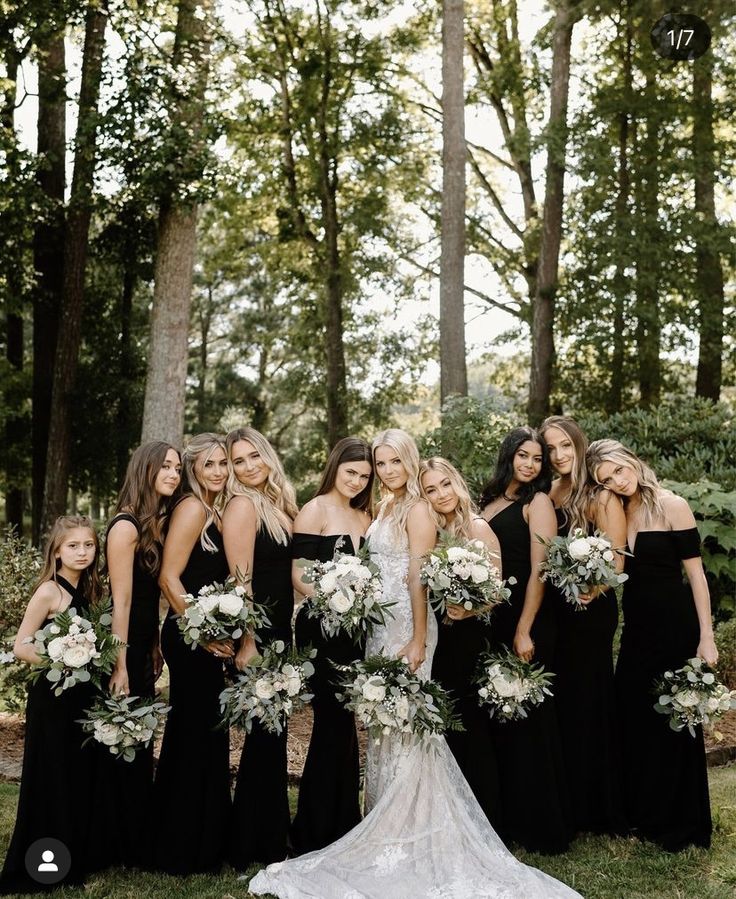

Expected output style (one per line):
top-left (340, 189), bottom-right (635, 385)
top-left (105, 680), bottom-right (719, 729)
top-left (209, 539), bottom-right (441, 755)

top-left (79, 694), bottom-right (170, 762)
top-left (654, 657), bottom-right (736, 737)
top-left (476, 648), bottom-right (554, 722)
top-left (178, 577), bottom-right (270, 649)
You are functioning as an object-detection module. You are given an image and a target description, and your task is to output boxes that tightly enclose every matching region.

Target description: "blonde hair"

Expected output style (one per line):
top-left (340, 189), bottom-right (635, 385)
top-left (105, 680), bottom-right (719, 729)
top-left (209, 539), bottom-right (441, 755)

top-left (181, 433), bottom-right (226, 552)
top-left (540, 415), bottom-right (593, 533)
top-left (419, 457), bottom-right (477, 539)
top-left (225, 427), bottom-right (297, 545)
top-left (36, 516), bottom-right (103, 606)
top-left (372, 428), bottom-right (423, 536)
top-left (586, 439), bottom-right (664, 527)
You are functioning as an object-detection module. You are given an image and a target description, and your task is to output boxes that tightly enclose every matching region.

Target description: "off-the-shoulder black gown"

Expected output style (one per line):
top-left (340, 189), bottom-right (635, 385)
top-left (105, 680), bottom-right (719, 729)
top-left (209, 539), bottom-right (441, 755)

top-left (88, 513), bottom-right (162, 872)
top-left (229, 526), bottom-right (294, 870)
top-left (0, 576), bottom-right (95, 895)
top-left (615, 527), bottom-right (711, 850)
top-left (552, 509), bottom-right (626, 836)
top-left (486, 501), bottom-right (571, 854)
top-left (153, 522), bottom-right (231, 874)
top-left (289, 534), bottom-right (363, 854)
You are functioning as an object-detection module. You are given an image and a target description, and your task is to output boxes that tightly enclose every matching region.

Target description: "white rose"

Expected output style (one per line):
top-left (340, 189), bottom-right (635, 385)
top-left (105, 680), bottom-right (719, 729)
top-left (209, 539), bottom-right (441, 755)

top-left (328, 592), bottom-right (354, 614)
top-left (254, 679), bottom-right (276, 700)
top-left (71, 615), bottom-right (82, 625)
top-left (68, 624), bottom-right (80, 636)
top-left (351, 565), bottom-right (372, 581)
top-left (395, 695), bottom-right (410, 722)
top-left (469, 564), bottom-right (489, 584)
top-left (94, 722), bottom-right (121, 747)
top-left (319, 571), bottom-right (338, 593)
top-left (49, 624), bottom-right (61, 635)
top-left (62, 643), bottom-right (91, 668)
top-left (361, 676), bottom-right (386, 702)
top-left (706, 697), bottom-right (720, 712)
top-left (218, 594), bottom-right (244, 617)
top-left (451, 562), bottom-right (472, 579)
top-left (675, 689), bottom-right (701, 708)
top-left (602, 550), bottom-right (614, 562)
top-left (47, 636), bottom-right (66, 661)
top-left (197, 596), bottom-right (220, 614)
top-left (491, 675), bottom-right (517, 698)
top-left (568, 538), bottom-right (593, 561)
top-left (446, 547), bottom-right (466, 562)
top-left (85, 630), bottom-right (97, 643)
top-left (286, 676), bottom-right (302, 697)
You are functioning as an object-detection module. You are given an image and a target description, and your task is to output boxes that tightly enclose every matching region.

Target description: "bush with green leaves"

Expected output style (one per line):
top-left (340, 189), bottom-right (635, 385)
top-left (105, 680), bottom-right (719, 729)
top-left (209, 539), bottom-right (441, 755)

top-left (576, 398), bottom-right (736, 490)
top-left (661, 480), bottom-right (735, 618)
top-left (419, 395), bottom-right (518, 498)
top-left (0, 528), bottom-right (43, 710)
top-left (715, 617), bottom-right (736, 689)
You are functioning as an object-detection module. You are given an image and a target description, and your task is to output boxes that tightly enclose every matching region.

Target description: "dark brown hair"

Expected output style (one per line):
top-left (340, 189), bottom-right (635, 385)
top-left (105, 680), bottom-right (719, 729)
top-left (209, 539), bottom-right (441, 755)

top-left (314, 437), bottom-right (374, 513)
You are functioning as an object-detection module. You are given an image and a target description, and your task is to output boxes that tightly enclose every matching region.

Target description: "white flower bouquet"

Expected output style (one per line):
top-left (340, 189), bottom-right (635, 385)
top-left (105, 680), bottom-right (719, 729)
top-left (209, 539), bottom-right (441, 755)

top-left (336, 654), bottom-right (461, 742)
top-left (476, 649), bottom-right (554, 722)
top-left (25, 600), bottom-right (121, 696)
top-left (295, 541), bottom-right (393, 639)
top-left (421, 531), bottom-right (513, 622)
top-left (538, 528), bottom-right (628, 610)
top-left (178, 577), bottom-right (269, 650)
top-left (219, 640), bottom-right (316, 735)
top-left (654, 657), bottom-right (736, 737)
top-left (79, 694), bottom-right (170, 762)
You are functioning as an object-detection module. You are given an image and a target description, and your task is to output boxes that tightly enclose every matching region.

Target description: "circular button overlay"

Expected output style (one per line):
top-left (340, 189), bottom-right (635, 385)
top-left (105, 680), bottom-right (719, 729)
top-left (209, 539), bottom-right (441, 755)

top-left (24, 838), bottom-right (72, 885)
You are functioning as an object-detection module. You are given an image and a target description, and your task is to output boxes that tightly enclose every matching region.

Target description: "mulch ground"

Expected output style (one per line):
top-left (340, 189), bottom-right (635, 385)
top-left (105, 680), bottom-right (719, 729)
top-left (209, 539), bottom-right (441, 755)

top-left (0, 707), bottom-right (732, 784)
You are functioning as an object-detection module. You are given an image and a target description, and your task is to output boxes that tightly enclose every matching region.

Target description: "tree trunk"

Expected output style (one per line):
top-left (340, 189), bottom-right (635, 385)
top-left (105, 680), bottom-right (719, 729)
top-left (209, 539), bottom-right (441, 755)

top-left (440, 0), bottom-right (467, 402)
top-left (116, 244), bottom-right (135, 484)
top-left (693, 53), bottom-right (724, 401)
top-left (2, 47), bottom-right (25, 531)
top-left (528, 1), bottom-right (576, 425)
top-left (141, 0), bottom-right (213, 447)
top-left (634, 73), bottom-right (661, 409)
top-left (41, 3), bottom-right (107, 536)
top-left (32, 26), bottom-right (66, 543)
top-left (608, 6), bottom-right (632, 414)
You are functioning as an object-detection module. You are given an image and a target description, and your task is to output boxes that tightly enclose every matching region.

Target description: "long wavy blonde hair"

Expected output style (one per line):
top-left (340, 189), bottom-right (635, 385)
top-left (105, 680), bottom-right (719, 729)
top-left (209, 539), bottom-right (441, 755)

top-left (586, 439), bottom-right (665, 527)
top-left (539, 415), bottom-right (594, 533)
top-left (372, 428), bottom-right (423, 535)
top-left (225, 427), bottom-right (297, 545)
top-left (181, 433), bottom-right (227, 552)
top-left (419, 457), bottom-right (476, 539)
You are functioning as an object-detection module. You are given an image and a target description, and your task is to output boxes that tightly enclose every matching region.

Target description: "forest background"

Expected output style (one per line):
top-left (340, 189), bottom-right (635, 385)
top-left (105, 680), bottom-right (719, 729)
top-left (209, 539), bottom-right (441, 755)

top-left (0, 0), bottom-right (734, 627)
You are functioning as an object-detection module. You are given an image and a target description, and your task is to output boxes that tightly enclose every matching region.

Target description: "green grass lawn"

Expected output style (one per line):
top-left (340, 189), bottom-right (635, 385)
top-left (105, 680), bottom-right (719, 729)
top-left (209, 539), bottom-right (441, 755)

top-left (0, 765), bottom-right (734, 898)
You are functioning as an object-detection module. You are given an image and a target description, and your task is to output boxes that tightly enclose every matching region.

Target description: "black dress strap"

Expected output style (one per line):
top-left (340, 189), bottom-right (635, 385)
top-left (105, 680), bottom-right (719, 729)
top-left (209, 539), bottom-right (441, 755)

top-left (670, 527), bottom-right (701, 561)
top-left (53, 574), bottom-right (85, 612)
top-left (107, 512), bottom-right (141, 534)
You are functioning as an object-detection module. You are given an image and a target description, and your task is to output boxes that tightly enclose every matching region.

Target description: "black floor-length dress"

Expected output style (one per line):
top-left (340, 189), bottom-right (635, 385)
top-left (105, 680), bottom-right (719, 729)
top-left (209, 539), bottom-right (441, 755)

top-left (229, 527), bottom-right (294, 870)
top-left (153, 522), bottom-right (231, 875)
top-left (289, 534), bottom-right (363, 855)
top-left (616, 527), bottom-right (711, 851)
top-left (486, 501), bottom-right (572, 854)
top-left (431, 603), bottom-right (501, 831)
top-left (87, 513), bottom-right (161, 872)
top-left (0, 576), bottom-right (95, 895)
top-left (552, 509), bottom-right (627, 836)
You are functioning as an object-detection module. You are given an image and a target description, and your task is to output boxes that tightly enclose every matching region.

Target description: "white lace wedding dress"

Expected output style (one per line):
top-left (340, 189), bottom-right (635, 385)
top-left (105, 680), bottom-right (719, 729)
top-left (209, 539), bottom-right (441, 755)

top-left (249, 515), bottom-right (581, 899)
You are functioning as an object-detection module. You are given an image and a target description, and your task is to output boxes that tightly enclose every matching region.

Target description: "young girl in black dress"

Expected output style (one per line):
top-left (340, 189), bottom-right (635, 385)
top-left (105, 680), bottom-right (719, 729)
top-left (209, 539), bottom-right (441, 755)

top-left (479, 427), bottom-right (572, 854)
top-left (154, 433), bottom-right (232, 875)
top-left (420, 457), bottom-right (502, 830)
top-left (290, 437), bottom-right (373, 854)
top-left (539, 416), bottom-right (627, 837)
top-left (587, 439), bottom-right (717, 851)
top-left (1, 516), bottom-right (103, 894)
top-left (87, 441), bottom-right (181, 872)
top-left (223, 427), bottom-right (298, 870)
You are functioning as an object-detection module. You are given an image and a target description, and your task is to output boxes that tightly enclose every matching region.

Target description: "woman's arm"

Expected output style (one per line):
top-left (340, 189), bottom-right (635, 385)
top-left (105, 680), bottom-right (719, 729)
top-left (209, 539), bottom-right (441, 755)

top-left (159, 498), bottom-right (233, 658)
top-left (667, 494), bottom-right (718, 666)
top-left (222, 495), bottom-right (260, 669)
top-left (290, 500), bottom-right (323, 598)
top-left (515, 493), bottom-right (557, 661)
top-left (400, 502), bottom-right (436, 672)
top-left (446, 518), bottom-right (502, 622)
top-left (13, 582), bottom-right (64, 665)
top-left (107, 518), bottom-right (139, 695)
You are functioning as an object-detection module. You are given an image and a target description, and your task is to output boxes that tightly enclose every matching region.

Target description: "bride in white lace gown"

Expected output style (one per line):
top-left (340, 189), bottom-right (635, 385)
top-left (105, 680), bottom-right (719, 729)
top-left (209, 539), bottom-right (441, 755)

top-left (250, 430), bottom-right (581, 899)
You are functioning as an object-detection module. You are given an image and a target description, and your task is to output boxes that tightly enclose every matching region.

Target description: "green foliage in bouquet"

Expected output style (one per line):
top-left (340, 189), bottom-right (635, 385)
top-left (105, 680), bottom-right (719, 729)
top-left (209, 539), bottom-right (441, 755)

top-left (79, 694), bottom-right (170, 762)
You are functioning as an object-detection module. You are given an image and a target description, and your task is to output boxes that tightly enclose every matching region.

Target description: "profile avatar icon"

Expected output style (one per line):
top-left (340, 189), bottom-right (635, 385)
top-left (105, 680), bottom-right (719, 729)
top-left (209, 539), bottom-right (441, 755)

top-left (37, 849), bottom-right (59, 872)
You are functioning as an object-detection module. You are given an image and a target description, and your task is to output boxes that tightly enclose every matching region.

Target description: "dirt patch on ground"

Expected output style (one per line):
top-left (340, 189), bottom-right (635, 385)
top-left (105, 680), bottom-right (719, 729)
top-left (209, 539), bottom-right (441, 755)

top-left (0, 708), bottom-right (731, 784)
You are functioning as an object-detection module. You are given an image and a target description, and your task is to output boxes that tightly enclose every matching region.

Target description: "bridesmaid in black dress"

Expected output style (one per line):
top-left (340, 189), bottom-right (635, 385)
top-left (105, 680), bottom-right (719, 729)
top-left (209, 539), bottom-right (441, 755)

top-left (289, 437), bottom-right (373, 854)
top-left (1, 516), bottom-right (102, 894)
top-left (480, 427), bottom-right (572, 854)
top-left (588, 439), bottom-right (717, 851)
top-left (420, 457), bottom-right (502, 831)
top-left (223, 427), bottom-right (298, 870)
top-left (154, 433), bottom-right (232, 875)
top-left (88, 442), bottom-right (181, 872)
top-left (539, 416), bottom-right (627, 836)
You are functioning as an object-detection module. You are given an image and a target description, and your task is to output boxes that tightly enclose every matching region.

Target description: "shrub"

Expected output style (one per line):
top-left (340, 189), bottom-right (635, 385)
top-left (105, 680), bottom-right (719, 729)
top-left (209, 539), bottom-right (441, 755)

top-left (576, 398), bottom-right (736, 490)
top-left (418, 395), bottom-right (519, 499)
top-left (715, 617), bottom-right (736, 688)
top-left (0, 528), bottom-right (43, 711)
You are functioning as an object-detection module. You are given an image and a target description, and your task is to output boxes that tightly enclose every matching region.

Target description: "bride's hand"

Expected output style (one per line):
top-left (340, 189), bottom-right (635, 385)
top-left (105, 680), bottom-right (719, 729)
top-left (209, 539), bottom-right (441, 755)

top-left (398, 639), bottom-right (425, 673)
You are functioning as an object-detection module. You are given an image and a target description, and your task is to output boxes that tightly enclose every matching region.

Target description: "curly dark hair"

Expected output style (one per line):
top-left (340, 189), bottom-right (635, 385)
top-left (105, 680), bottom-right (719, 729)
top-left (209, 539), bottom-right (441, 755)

top-left (479, 426), bottom-right (552, 507)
